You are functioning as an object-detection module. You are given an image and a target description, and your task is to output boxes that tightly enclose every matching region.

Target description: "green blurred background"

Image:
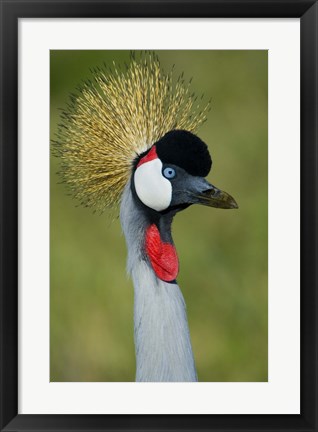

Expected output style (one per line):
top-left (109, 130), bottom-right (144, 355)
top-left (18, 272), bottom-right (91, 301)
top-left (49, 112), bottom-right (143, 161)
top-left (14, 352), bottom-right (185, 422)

top-left (50, 50), bottom-right (268, 382)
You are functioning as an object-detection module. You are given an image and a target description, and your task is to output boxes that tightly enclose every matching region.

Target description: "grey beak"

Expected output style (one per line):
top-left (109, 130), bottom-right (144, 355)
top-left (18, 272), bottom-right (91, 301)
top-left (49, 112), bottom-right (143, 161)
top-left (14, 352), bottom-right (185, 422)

top-left (195, 185), bottom-right (238, 209)
top-left (188, 178), bottom-right (238, 209)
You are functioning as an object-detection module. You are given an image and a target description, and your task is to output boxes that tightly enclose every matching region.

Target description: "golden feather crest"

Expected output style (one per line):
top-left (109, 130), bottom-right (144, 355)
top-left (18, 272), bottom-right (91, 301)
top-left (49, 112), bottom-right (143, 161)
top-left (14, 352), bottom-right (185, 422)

top-left (52, 52), bottom-right (210, 212)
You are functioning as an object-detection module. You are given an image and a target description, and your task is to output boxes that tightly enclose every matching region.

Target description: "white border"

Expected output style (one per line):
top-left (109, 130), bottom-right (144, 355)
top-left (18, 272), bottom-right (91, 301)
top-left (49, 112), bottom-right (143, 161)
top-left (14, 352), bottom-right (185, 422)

top-left (19, 18), bottom-right (300, 414)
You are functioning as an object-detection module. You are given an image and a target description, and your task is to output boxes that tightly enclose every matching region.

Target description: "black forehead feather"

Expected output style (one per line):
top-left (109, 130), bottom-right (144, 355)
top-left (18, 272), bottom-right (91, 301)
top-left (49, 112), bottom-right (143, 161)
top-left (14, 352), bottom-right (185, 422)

top-left (155, 130), bottom-right (212, 177)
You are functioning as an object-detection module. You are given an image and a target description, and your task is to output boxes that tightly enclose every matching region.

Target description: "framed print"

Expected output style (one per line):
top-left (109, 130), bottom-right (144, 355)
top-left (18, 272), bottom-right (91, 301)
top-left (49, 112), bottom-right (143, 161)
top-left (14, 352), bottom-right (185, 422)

top-left (0, 1), bottom-right (317, 431)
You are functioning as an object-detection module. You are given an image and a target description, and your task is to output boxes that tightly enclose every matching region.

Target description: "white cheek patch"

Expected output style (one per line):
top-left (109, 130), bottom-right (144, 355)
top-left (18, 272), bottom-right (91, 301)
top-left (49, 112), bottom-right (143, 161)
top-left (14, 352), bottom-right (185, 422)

top-left (134, 159), bottom-right (172, 211)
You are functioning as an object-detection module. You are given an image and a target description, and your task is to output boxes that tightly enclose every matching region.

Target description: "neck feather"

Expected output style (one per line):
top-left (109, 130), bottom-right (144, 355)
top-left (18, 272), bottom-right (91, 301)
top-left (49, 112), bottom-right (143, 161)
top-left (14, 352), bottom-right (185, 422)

top-left (120, 183), bottom-right (197, 382)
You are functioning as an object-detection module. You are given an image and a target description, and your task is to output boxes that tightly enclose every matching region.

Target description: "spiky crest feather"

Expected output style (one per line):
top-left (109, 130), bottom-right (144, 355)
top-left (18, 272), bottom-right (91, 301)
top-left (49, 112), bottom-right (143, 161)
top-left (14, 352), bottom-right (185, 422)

top-left (52, 52), bottom-right (210, 212)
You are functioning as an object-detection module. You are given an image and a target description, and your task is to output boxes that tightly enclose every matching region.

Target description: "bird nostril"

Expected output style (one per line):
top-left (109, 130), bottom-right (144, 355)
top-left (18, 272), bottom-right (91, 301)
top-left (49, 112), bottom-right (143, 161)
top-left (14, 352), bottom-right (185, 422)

top-left (207, 188), bottom-right (218, 197)
top-left (200, 188), bottom-right (217, 198)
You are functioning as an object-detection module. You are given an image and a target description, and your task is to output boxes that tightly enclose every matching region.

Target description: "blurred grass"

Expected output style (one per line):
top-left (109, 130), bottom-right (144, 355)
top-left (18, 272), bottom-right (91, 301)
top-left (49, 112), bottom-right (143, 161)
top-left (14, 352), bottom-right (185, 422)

top-left (50, 50), bottom-right (268, 382)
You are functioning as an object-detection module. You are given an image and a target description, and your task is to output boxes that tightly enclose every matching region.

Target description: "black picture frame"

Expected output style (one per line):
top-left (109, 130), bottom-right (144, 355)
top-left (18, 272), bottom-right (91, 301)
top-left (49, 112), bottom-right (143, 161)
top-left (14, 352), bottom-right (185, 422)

top-left (1, 1), bottom-right (317, 431)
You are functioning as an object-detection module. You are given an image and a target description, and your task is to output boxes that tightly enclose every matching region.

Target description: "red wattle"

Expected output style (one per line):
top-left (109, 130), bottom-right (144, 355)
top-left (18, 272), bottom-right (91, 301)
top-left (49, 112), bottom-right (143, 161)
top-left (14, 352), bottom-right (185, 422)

top-left (145, 224), bottom-right (179, 282)
top-left (137, 146), bottom-right (158, 168)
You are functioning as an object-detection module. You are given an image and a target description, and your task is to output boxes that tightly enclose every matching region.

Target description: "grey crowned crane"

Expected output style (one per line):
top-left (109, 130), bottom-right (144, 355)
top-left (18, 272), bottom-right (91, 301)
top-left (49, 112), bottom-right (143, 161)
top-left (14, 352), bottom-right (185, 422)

top-left (53, 52), bottom-right (238, 382)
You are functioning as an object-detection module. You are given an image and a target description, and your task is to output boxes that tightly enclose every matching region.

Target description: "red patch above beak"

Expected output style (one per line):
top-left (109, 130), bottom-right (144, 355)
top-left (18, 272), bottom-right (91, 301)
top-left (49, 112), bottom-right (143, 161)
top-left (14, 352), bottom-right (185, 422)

top-left (137, 146), bottom-right (158, 168)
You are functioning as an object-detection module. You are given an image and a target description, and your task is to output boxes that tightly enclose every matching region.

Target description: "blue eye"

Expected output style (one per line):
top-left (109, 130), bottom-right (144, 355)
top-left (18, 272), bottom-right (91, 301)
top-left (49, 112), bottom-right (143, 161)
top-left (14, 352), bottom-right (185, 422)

top-left (163, 167), bottom-right (176, 179)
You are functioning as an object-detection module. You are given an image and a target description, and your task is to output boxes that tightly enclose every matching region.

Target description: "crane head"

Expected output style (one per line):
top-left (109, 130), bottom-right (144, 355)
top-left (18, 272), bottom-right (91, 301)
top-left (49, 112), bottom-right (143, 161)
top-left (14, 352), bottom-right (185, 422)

top-left (132, 130), bottom-right (238, 215)
top-left (53, 52), bottom-right (236, 216)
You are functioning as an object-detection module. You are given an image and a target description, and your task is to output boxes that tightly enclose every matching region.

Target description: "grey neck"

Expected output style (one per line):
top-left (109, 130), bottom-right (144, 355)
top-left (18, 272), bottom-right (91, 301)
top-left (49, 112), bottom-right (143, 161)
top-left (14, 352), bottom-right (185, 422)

top-left (120, 183), bottom-right (197, 382)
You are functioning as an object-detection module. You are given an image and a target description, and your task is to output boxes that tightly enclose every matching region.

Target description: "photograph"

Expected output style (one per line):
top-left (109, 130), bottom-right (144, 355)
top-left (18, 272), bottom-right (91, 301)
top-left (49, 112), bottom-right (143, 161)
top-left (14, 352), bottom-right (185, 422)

top-left (50, 49), bottom-right (268, 383)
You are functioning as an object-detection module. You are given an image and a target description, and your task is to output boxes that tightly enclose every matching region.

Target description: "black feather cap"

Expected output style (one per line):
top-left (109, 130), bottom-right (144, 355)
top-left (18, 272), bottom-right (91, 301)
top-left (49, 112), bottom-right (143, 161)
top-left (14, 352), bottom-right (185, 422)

top-left (155, 130), bottom-right (212, 177)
